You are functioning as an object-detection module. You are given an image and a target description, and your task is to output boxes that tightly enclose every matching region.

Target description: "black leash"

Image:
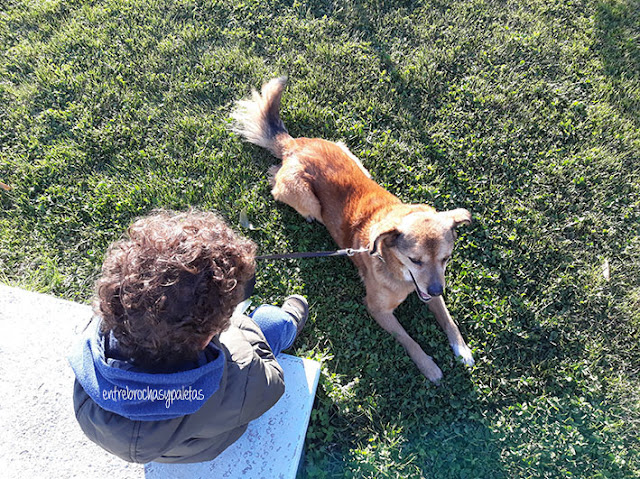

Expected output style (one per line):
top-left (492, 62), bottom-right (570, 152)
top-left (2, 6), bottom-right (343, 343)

top-left (255, 246), bottom-right (369, 261)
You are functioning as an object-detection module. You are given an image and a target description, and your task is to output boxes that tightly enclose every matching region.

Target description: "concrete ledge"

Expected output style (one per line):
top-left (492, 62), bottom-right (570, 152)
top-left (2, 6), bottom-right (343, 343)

top-left (0, 284), bottom-right (144, 478)
top-left (0, 284), bottom-right (320, 479)
top-left (145, 355), bottom-right (320, 478)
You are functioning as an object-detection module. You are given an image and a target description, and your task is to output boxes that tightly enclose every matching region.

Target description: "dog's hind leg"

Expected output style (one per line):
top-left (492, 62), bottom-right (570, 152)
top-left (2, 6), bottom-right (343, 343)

top-left (269, 163), bottom-right (323, 223)
top-left (267, 165), bottom-right (281, 187)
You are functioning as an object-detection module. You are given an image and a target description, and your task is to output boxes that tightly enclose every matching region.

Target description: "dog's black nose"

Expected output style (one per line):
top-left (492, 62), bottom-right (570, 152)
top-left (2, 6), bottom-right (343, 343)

top-left (427, 284), bottom-right (443, 296)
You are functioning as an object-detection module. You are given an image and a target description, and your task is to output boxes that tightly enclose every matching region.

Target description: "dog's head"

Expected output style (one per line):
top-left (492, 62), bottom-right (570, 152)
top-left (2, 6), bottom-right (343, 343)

top-left (368, 208), bottom-right (471, 302)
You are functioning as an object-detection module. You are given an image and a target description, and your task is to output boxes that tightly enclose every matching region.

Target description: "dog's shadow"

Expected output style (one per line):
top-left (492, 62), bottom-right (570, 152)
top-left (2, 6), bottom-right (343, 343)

top-left (293, 254), bottom-right (509, 474)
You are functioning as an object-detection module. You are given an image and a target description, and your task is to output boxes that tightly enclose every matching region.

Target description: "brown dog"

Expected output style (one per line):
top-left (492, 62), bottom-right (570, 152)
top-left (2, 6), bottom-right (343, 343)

top-left (231, 77), bottom-right (474, 383)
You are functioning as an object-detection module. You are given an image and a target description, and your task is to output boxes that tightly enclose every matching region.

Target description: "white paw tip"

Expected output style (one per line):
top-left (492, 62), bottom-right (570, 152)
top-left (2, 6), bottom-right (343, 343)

top-left (452, 344), bottom-right (475, 367)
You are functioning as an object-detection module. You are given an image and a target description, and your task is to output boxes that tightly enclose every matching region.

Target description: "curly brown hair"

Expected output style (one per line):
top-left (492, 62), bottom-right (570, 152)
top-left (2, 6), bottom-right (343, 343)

top-left (95, 209), bottom-right (256, 369)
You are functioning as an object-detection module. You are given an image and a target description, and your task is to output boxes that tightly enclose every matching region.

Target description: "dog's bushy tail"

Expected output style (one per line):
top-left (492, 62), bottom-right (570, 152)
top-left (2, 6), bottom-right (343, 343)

top-left (231, 76), bottom-right (290, 159)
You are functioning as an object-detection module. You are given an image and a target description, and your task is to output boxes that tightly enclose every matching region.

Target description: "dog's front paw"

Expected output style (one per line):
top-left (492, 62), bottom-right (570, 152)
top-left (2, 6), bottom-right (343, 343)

top-left (427, 365), bottom-right (444, 384)
top-left (416, 357), bottom-right (443, 384)
top-left (452, 343), bottom-right (475, 367)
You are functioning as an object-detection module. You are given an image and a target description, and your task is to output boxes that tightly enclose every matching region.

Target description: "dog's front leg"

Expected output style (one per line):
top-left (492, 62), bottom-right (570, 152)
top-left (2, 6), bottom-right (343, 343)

top-left (368, 308), bottom-right (444, 384)
top-left (426, 296), bottom-right (474, 366)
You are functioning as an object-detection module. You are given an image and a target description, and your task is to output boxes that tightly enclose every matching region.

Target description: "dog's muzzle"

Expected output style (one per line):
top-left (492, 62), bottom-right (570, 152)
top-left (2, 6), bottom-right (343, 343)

top-left (409, 271), bottom-right (432, 303)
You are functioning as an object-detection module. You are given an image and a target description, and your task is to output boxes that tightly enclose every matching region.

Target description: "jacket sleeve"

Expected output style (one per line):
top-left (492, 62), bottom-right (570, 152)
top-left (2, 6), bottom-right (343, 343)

top-left (233, 315), bottom-right (286, 425)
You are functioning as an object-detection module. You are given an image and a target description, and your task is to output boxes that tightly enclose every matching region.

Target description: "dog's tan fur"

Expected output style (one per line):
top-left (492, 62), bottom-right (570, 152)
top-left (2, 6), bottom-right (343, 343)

top-left (232, 77), bottom-right (474, 382)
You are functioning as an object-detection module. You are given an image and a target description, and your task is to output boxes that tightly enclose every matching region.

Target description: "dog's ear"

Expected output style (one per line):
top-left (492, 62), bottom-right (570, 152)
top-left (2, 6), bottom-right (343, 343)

top-left (444, 208), bottom-right (472, 228)
top-left (369, 224), bottom-right (401, 256)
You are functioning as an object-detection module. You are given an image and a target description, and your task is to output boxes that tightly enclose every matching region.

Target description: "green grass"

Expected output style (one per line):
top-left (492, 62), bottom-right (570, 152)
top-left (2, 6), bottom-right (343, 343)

top-left (1, 0), bottom-right (639, 477)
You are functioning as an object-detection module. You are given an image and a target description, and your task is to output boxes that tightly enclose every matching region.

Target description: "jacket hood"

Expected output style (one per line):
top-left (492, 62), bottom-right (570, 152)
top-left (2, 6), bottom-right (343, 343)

top-left (68, 319), bottom-right (225, 421)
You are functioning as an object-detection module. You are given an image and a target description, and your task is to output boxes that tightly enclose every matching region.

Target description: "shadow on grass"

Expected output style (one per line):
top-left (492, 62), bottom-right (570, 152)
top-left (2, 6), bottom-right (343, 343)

top-left (284, 190), bottom-right (634, 476)
top-left (594, 0), bottom-right (640, 121)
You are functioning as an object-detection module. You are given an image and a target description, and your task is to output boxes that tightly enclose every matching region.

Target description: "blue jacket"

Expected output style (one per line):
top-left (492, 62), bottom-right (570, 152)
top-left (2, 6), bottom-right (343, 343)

top-left (68, 319), bottom-right (226, 421)
top-left (69, 315), bottom-right (285, 463)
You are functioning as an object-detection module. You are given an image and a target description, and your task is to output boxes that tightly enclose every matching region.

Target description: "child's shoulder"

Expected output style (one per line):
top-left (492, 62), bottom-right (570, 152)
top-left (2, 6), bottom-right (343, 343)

top-left (217, 314), bottom-right (271, 366)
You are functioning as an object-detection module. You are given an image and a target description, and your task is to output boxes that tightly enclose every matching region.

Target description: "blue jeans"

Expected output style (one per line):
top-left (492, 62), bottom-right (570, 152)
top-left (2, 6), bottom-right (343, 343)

top-left (249, 305), bottom-right (298, 356)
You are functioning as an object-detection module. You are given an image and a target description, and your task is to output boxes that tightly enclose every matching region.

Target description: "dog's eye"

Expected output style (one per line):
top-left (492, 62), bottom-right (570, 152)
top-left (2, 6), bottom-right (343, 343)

top-left (409, 257), bottom-right (423, 266)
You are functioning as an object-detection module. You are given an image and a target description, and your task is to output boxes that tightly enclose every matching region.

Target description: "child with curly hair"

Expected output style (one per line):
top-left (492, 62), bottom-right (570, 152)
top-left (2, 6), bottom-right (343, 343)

top-left (68, 209), bottom-right (308, 463)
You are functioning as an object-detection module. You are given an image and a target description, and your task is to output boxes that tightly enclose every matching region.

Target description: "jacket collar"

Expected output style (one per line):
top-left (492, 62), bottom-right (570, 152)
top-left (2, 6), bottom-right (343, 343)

top-left (68, 318), bottom-right (226, 421)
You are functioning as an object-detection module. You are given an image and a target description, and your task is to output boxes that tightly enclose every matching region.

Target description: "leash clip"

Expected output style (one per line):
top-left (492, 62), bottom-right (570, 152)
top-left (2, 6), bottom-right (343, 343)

top-left (345, 247), bottom-right (369, 257)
